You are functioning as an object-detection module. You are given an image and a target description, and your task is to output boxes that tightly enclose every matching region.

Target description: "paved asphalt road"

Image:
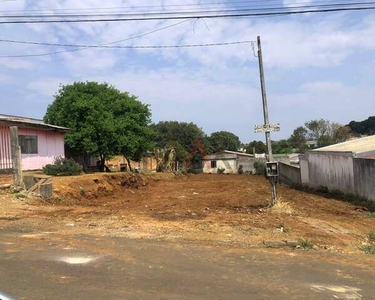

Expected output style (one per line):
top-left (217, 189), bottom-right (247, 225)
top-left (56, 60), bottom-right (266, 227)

top-left (0, 229), bottom-right (374, 300)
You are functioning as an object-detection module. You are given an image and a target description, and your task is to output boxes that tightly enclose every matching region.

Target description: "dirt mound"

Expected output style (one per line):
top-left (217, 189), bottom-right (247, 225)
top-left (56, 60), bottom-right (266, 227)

top-left (50, 172), bottom-right (179, 205)
top-left (1, 173), bottom-right (374, 254)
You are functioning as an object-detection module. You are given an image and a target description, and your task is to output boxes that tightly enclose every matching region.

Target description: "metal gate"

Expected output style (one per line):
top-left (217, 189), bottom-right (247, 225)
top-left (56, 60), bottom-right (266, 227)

top-left (0, 125), bottom-right (12, 170)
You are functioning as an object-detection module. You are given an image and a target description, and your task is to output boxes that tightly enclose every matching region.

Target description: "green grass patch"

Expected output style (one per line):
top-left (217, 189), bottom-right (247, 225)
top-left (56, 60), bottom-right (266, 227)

top-left (298, 239), bottom-right (314, 250)
top-left (15, 193), bottom-right (27, 199)
top-left (362, 245), bottom-right (375, 255)
top-left (79, 187), bottom-right (86, 196)
top-left (367, 212), bottom-right (375, 218)
top-left (369, 230), bottom-right (375, 242)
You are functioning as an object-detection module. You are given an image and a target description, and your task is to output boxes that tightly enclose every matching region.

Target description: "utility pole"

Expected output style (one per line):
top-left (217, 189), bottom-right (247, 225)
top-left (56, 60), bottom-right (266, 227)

top-left (257, 36), bottom-right (273, 162)
top-left (254, 36), bottom-right (280, 205)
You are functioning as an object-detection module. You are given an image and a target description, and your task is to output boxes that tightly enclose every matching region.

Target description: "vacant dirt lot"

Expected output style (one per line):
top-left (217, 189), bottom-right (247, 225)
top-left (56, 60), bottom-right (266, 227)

top-left (0, 173), bottom-right (374, 255)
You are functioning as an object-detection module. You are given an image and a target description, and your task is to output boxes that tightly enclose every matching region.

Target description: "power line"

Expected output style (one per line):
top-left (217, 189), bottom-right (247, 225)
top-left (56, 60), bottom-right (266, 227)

top-left (0, 0), bottom-right (323, 12)
top-left (0, 0), bottom-right (371, 16)
top-left (0, 5), bottom-right (374, 24)
top-left (1, 1), bottom-right (374, 18)
top-left (0, 40), bottom-right (254, 58)
top-left (0, 19), bottom-right (191, 58)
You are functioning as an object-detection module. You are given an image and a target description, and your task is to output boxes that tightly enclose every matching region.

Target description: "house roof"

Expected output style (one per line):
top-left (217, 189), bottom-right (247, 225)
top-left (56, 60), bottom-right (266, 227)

top-left (313, 135), bottom-right (375, 156)
top-left (0, 114), bottom-right (71, 133)
top-left (203, 150), bottom-right (255, 160)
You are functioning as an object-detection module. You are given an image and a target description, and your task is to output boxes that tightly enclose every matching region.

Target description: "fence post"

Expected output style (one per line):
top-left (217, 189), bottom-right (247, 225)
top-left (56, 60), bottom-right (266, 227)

top-left (10, 126), bottom-right (24, 188)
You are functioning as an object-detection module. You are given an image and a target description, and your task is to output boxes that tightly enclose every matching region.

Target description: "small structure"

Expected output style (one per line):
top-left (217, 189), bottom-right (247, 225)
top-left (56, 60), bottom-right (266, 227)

top-left (202, 150), bottom-right (261, 174)
top-left (0, 114), bottom-right (70, 171)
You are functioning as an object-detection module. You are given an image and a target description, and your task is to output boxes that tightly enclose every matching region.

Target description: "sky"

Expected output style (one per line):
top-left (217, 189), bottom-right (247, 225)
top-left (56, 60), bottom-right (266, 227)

top-left (0, 0), bottom-right (374, 143)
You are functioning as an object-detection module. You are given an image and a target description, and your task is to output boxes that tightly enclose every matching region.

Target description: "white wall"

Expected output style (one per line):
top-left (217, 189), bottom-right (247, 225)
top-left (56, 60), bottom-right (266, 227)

top-left (306, 151), bottom-right (355, 193)
top-left (202, 159), bottom-right (237, 174)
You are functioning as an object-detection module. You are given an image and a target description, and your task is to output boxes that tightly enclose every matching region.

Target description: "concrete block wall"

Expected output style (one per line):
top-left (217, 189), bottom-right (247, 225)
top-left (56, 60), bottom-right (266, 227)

top-left (306, 151), bottom-right (355, 194)
top-left (298, 151), bottom-right (375, 202)
top-left (279, 162), bottom-right (301, 185)
top-left (353, 158), bottom-right (375, 201)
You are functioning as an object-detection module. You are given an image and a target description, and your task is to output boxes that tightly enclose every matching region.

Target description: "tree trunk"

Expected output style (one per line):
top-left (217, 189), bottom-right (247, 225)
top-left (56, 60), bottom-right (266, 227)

top-left (126, 157), bottom-right (132, 172)
top-left (98, 154), bottom-right (105, 172)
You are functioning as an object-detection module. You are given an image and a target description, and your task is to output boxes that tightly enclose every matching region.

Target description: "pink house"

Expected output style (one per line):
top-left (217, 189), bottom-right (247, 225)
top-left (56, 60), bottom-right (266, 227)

top-left (0, 114), bottom-right (70, 171)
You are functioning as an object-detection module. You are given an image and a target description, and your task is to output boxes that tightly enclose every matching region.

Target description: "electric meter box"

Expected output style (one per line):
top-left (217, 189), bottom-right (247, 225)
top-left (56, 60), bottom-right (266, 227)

top-left (266, 162), bottom-right (279, 177)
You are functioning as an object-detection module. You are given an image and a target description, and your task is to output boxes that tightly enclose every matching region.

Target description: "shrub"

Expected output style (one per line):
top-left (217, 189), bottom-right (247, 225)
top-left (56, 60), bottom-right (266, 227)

top-left (43, 156), bottom-right (83, 176)
top-left (238, 164), bottom-right (244, 175)
top-left (298, 238), bottom-right (314, 250)
top-left (369, 229), bottom-right (375, 242)
top-left (367, 212), bottom-right (375, 218)
top-left (253, 160), bottom-right (266, 175)
top-left (217, 167), bottom-right (225, 174)
top-left (362, 245), bottom-right (375, 255)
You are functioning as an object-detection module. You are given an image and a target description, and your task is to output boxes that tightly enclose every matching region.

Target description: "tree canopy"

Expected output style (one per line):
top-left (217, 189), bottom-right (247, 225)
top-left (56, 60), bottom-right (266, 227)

top-left (207, 131), bottom-right (241, 154)
top-left (348, 116), bottom-right (375, 135)
top-left (44, 81), bottom-right (153, 171)
top-left (289, 126), bottom-right (308, 152)
top-left (151, 121), bottom-right (205, 153)
top-left (245, 140), bottom-right (267, 154)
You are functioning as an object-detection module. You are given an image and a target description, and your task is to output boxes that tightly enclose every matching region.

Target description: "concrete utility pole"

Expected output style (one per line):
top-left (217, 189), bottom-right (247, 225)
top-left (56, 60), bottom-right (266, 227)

top-left (254, 36), bottom-right (279, 205)
top-left (257, 36), bottom-right (273, 162)
top-left (10, 126), bottom-right (23, 189)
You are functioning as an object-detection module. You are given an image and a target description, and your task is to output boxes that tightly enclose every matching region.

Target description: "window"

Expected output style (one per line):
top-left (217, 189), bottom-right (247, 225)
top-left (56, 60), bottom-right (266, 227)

top-left (211, 160), bottom-right (217, 168)
top-left (19, 135), bottom-right (38, 154)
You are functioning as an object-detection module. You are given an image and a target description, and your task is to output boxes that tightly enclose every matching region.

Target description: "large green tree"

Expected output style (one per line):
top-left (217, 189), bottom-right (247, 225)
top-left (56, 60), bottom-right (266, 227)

top-left (245, 140), bottom-right (267, 154)
top-left (207, 131), bottom-right (241, 154)
top-left (272, 139), bottom-right (292, 154)
top-left (151, 121), bottom-right (205, 153)
top-left (44, 81), bottom-right (153, 171)
top-left (289, 126), bottom-right (308, 152)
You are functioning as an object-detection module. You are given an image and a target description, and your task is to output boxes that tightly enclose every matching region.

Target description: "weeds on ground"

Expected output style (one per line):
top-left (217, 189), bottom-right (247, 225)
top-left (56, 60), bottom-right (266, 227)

top-left (367, 212), bottom-right (375, 218)
top-left (289, 185), bottom-right (375, 212)
top-left (368, 229), bottom-right (375, 242)
top-left (57, 196), bottom-right (65, 202)
top-left (79, 187), bottom-right (86, 196)
top-left (362, 245), bottom-right (375, 255)
top-left (271, 198), bottom-right (294, 215)
top-left (298, 239), bottom-right (314, 250)
top-left (15, 193), bottom-right (27, 199)
top-left (217, 168), bottom-right (225, 174)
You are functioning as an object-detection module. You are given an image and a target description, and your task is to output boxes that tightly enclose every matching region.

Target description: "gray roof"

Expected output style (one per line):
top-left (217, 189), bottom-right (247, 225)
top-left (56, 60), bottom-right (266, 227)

top-left (0, 114), bottom-right (71, 133)
top-left (313, 135), bottom-right (375, 156)
top-left (203, 150), bottom-right (254, 160)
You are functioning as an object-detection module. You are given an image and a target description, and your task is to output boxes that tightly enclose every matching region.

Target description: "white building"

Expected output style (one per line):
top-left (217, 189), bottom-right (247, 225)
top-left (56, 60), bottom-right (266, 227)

top-left (202, 150), bottom-right (261, 174)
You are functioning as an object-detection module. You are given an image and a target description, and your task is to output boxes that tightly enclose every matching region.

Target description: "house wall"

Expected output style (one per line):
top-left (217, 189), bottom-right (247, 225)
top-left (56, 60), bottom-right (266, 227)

top-left (18, 128), bottom-right (65, 170)
top-left (353, 158), bottom-right (375, 201)
top-left (0, 125), bottom-right (12, 170)
top-left (237, 157), bottom-right (261, 174)
top-left (307, 151), bottom-right (355, 193)
top-left (202, 158), bottom-right (237, 174)
top-left (279, 162), bottom-right (301, 185)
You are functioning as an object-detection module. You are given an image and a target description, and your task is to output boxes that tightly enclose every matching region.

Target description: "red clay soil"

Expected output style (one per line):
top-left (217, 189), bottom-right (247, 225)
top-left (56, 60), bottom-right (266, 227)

top-left (1, 173), bottom-right (374, 254)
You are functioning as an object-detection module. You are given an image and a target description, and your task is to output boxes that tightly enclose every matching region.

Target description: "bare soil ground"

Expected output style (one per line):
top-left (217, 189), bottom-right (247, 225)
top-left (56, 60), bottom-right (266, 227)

top-left (0, 173), bottom-right (374, 255)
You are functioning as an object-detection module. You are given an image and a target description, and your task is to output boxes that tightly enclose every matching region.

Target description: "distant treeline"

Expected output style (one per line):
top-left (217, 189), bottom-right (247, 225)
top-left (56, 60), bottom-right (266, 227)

top-left (348, 116), bottom-right (375, 136)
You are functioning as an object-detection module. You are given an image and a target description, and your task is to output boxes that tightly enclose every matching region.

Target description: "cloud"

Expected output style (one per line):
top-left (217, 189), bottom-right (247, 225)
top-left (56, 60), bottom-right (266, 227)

top-left (84, 67), bottom-right (262, 133)
top-left (1, 0), bottom-right (375, 142)
top-left (271, 80), bottom-right (375, 133)
top-left (0, 58), bottom-right (35, 70)
top-left (27, 77), bottom-right (71, 97)
top-left (0, 74), bottom-right (13, 83)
